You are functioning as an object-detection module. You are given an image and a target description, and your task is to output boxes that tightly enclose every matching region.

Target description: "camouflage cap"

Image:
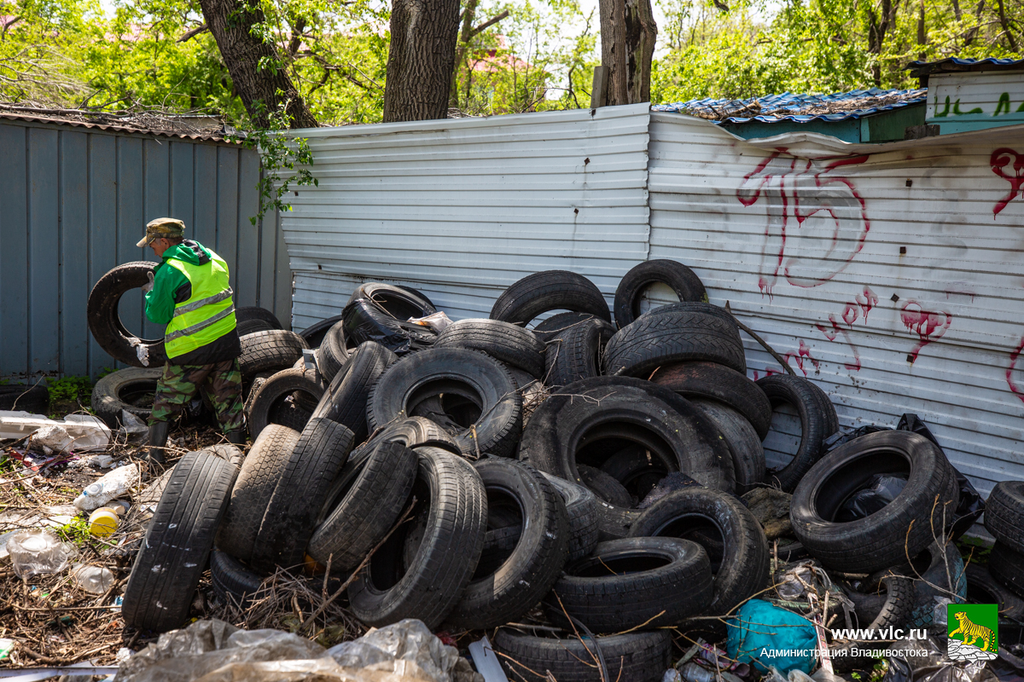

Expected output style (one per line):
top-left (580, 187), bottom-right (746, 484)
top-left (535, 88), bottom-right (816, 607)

top-left (137, 217), bottom-right (186, 247)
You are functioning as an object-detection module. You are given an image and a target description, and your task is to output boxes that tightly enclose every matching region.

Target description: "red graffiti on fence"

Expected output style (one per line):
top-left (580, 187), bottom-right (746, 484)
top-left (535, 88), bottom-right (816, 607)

top-left (992, 148), bottom-right (1024, 217)
top-left (738, 153), bottom-right (870, 297)
top-left (782, 340), bottom-right (821, 377)
top-left (1008, 337), bottom-right (1024, 405)
top-left (900, 301), bottom-right (952, 363)
top-left (812, 287), bottom-right (879, 372)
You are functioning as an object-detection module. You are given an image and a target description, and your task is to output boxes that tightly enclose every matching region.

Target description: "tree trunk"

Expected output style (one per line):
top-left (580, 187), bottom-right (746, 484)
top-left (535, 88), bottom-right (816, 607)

top-left (197, 0), bottom-right (318, 129)
top-left (866, 0), bottom-right (899, 87)
top-left (383, 0), bottom-right (460, 122)
top-left (599, 0), bottom-right (657, 105)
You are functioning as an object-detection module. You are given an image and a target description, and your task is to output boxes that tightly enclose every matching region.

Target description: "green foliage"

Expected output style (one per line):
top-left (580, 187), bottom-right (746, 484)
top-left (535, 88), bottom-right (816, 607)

top-left (47, 375), bottom-right (92, 405)
top-left (230, 101), bottom-right (318, 224)
top-left (55, 515), bottom-right (92, 545)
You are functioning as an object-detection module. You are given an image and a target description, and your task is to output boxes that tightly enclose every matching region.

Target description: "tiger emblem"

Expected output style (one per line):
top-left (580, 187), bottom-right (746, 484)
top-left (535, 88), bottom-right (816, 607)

top-left (950, 612), bottom-right (994, 651)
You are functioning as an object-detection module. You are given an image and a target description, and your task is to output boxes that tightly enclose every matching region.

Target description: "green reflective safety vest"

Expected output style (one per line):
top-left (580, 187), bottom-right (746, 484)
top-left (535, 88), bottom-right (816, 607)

top-left (163, 252), bottom-right (237, 359)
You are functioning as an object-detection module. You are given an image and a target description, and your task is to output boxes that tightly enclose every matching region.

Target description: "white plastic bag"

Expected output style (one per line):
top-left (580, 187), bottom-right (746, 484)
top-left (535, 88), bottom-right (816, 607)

top-left (73, 463), bottom-right (141, 512)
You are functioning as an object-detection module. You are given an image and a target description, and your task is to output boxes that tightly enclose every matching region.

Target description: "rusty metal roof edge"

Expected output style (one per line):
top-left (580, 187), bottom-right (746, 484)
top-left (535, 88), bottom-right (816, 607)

top-left (0, 110), bottom-right (234, 143)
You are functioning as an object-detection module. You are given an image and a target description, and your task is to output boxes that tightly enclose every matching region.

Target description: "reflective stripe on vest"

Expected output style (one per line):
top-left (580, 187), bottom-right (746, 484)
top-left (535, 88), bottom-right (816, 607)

top-left (163, 251), bottom-right (237, 358)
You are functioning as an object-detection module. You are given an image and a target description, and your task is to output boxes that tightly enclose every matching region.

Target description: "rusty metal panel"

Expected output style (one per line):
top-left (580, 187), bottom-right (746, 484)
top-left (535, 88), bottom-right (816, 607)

top-left (647, 112), bottom-right (1024, 496)
top-left (284, 104), bottom-right (652, 330)
top-left (0, 118), bottom-right (287, 380)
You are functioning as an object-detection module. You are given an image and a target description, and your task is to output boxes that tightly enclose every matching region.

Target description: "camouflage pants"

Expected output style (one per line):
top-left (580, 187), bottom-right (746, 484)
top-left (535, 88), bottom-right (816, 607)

top-left (151, 358), bottom-right (244, 433)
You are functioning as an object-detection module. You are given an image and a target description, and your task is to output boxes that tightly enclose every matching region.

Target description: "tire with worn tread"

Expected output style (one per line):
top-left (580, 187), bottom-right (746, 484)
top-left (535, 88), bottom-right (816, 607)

top-left (210, 549), bottom-right (264, 607)
top-left (239, 330), bottom-right (309, 381)
top-left (87, 261), bottom-right (167, 367)
top-left (990, 542), bottom-right (1024, 598)
top-left (368, 348), bottom-right (522, 458)
top-left (490, 270), bottom-right (610, 326)
top-left (544, 317), bottom-right (614, 387)
top-left (986, 481), bottom-right (1024, 553)
top-left (250, 418), bottom-right (355, 572)
top-left (831, 576), bottom-right (915, 672)
top-left (651, 361), bottom-right (772, 440)
top-left (540, 473), bottom-right (600, 561)
top-left (246, 367), bottom-right (324, 439)
top-left (614, 259), bottom-right (707, 328)
top-left (91, 368), bottom-right (163, 428)
top-left (123, 451), bottom-right (237, 632)
top-left (758, 374), bottom-right (833, 492)
top-left (312, 342), bottom-right (395, 444)
top-left (216, 424), bottom-right (302, 564)
top-left (315, 321), bottom-right (350, 382)
top-left (493, 628), bottom-right (672, 682)
top-left (348, 447), bottom-right (487, 628)
top-left (629, 486), bottom-right (770, 619)
top-left (435, 319), bottom-right (546, 379)
top-left (444, 458), bottom-right (569, 630)
top-left (545, 537), bottom-right (713, 632)
top-left (691, 398), bottom-right (766, 494)
top-left (604, 309), bottom-right (746, 377)
top-left (790, 430), bottom-right (959, 573)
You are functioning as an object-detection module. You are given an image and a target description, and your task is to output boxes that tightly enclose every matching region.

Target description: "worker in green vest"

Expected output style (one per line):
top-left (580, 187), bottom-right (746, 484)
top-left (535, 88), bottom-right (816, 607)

top-left (138, 217), bottom-right (245, 463)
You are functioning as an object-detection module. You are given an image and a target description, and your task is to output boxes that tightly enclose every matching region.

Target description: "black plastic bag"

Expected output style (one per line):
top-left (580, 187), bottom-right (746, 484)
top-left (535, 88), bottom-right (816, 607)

top-left (836, 474), bottom-right (908, 522)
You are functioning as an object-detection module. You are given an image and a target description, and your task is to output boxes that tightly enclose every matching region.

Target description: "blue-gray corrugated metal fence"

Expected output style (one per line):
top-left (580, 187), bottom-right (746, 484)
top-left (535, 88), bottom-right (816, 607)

top-left (0, 117), bottom-right (291, 380)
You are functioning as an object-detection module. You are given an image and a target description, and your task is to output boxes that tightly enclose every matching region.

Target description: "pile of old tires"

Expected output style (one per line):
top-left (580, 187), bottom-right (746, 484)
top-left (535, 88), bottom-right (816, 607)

top-left (111, 260), bottom-right (998, 681)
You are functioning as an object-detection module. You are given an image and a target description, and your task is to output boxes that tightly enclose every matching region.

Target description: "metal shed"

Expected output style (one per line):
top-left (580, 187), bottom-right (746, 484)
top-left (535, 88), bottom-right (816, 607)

top-left (0, 112), bottom-right (291, 380)
top-left (282, 102), bottom-right (1024, 498)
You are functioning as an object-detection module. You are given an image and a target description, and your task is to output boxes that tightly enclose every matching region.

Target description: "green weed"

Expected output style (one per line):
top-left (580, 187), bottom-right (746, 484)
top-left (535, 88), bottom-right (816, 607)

top-left (55, 516), bottom-right (91, 545)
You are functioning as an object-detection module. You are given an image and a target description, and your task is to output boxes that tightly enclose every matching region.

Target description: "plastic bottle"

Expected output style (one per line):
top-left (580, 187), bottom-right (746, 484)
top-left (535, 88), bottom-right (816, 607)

top-left (73, 464), bottom-right (141, 512)
top-left (72, 564), bottom-right (115, 594)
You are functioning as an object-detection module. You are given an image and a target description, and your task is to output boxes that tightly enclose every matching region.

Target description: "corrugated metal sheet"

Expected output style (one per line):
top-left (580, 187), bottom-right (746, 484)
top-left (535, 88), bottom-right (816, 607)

top-left (284, 104), bottom-right (652, 330)
top-left (926, 72), bottom-right (1024, 125)
top-left (0, 110), bottom-right (230, 142)
top-left (654, 88), bottom-right (927, 124)
top-left (0, 117), bottom-right (290, 380)
top-left (908, 57), bottom-right (1024, 77)
top-left (647, 112), bottom-right (1024, 497)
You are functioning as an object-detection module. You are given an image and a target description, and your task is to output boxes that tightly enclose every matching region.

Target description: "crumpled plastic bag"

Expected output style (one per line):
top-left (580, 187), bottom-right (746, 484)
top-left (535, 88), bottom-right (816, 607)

top-left (879, 637), bottom-right (995, 682)
top-left (8, 528), bottom-right (77, 579)
top-left (328, 619), bottom-right (460, 682)
top-left (407, 312), bottom-right (452, 334)
top-left (114, 618), bottom-right (481, 682)
top-left (726, 599), bottom-right (818, 674)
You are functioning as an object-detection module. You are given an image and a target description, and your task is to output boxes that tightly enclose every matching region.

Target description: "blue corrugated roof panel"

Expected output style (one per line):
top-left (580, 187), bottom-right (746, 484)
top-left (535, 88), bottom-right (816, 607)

top-left (653, 87), bottom-right (927, 125)
top-left (907, 57), bottom-right (1024, 76)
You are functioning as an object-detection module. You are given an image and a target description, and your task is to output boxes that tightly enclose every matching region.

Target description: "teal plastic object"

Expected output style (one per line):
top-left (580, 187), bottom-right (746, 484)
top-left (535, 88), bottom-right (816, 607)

top-left (726, 599), bottom-right (818, 675)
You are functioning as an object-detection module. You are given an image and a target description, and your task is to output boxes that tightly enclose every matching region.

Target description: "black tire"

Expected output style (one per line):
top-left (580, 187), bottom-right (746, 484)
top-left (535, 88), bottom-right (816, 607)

top-left (757, 374), bottom-right (832, 492)
top-left (0, 384), bottom-right (49, 413)
top-left (640, 301), bottom-right (738, 329)
top-left (434, 319), bottom-right (547, 379)
top-left (520, 376), bottom-right (735, 538)
top-left (578, 464), bottom-right (633, 508)
top-left (345, 282), bottom-right (436, 319)
top-left (540, 473), bottom-right (600, 561)
top-left (490, 270), bottom-right (610, 326)
top-left (544, 317), bottom-right (614, 387)
top-left (603, 309), bottom-right (746, 377)
top-left (831, 576), bottom-right (916, 672)
top-left (246, 367), bottom-right (325, 439)
top-left (628, 486), bottom-right (771, 619)
top-left (966, 562), bottom-right (1024, 619)
top-left (545, 537), bottom-right (713, 632)
top-left (87, 261), bottom-right (167, 367)
top-left (250, 418), bottom-right (356, 572)
top-left (806, 380), bottom-right (840, 438)
top-left (300, 314), bottom-right (345, 348)
top-left (235, 306), bottom-right (282, 330)
top-left (315, 321), bottom-right (350, 382)
top-left (790, 430), bottom-right (959, 573)
top-left (493, 628), bottom-right (672, 682)
top-left (691, 398), bottom-right (766, 494)
top-left (880, 541), bottom-right (967, 628)
top-left (368, 348), bottom-right (523, 459)
top-left (614, 259), bottom-right (707, 328)
top-left (531, 312), bottom-right (605, 342)
top-left (990, 542), bottom-right (1024, 598)
top-left (91, 368), bottom-right (162, 428)
top-left (444, 458), bottom-right (570, 630)
top-left (476, 525), bottom-right (524, 576)
top-left (236, 318), bottom-right (275, 337)
top-left (650, 361), bottom-right (772, 440)
top-left (985, 481), bottom-right (1024, 553)
top-left (308, 440), bottom-right (418, 570)
top-left (348, 447), bottom-right (487, 629)
top-left (342, 297), bottom-right (437, 355)
top-left (239, 330), bottom-right (309, 381)
top-left (312, 341), bottom-right (396, 444)
top-left (353, 415), bottom-right (461, 457)
top-left (210, 549), bottom-right (264, 608)
top-left (122, 451), bottom-right (237, 632)
top-left (216, 424), bottom-right (302, 564)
